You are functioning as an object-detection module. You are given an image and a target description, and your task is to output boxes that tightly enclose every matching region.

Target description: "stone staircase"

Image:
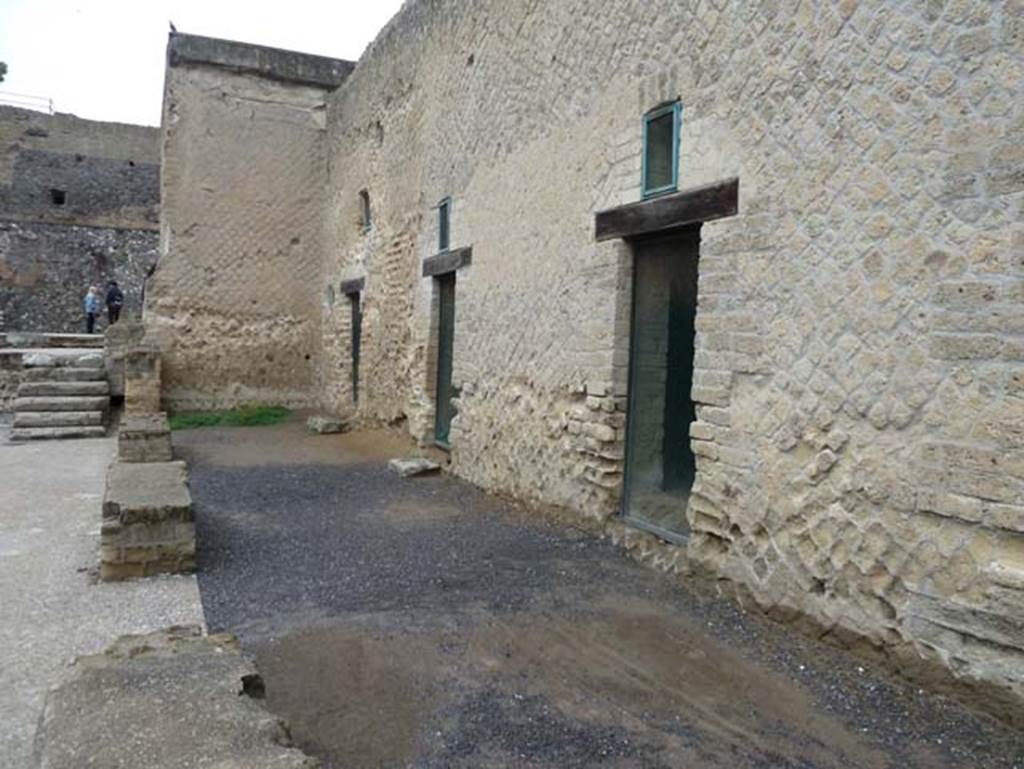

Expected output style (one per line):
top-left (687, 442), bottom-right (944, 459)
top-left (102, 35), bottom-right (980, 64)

top-left (11, 353), bottom-right (110, 440)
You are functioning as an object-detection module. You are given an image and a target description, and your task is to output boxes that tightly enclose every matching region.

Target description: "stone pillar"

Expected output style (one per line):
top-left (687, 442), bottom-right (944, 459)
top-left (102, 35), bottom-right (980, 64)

top-left (104, 321), bottom-right (146, 398)
top-left (124, 344), bottom-right (162, 414)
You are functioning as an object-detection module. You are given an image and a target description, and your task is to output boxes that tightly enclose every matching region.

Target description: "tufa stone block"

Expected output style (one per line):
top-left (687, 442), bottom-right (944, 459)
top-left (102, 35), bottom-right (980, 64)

top-left (101, 460), bottom-right (194, 581)
top-left (118, 412), bottom-right (173, 462)
top-left (389, 457), bottom-right (441, 477)
top-left (124, 345), bottom-right (162, 414)
top-left (306, 414), bottom-right (349, 434)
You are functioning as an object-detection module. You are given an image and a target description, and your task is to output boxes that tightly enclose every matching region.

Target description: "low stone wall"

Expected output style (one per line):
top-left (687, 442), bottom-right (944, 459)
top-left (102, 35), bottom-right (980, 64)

top-left (101, 342), bottom-right (194, 581)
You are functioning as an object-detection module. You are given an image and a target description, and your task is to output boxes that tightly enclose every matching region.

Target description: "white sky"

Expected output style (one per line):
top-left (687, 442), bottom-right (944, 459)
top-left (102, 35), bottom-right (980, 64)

top-left (0, 0), bottom-right (405, 126)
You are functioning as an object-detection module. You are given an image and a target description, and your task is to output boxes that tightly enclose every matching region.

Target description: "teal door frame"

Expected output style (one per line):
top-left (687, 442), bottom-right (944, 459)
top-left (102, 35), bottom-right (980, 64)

top-left (434, 272), bottom-right (456, 447)
top-left (349, 292), bottom-right (361, 403)
top-left (620, 227), bottom-right (700, 546)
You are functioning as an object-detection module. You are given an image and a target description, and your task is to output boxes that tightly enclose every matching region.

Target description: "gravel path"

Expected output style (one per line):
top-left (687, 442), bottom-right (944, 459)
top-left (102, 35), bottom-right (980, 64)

top-left (0, 424), bottom-right (204, 769)
top-left (180, 420), bottom-right (1024, 769)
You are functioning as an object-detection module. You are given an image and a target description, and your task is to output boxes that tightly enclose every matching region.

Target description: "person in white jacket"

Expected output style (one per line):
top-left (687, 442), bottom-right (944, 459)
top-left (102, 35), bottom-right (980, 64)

top-left (83, 285), bottom-right (100, 333)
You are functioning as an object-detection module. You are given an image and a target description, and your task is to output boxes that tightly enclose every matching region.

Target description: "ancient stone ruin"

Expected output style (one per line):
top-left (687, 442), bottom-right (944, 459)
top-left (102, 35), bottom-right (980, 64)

top-left (0, 106), bottom-right (159, 333)
top-left (1, 0), bottom-right (1021, 723)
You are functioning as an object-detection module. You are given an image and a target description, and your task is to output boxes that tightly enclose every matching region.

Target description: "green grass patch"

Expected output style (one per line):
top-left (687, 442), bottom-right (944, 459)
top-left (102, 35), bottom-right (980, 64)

top-left (168, 405), bottom-right (292, 430)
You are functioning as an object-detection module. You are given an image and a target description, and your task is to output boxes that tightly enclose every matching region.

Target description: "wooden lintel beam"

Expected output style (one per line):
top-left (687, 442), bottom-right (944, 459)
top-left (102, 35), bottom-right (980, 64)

top-left (594, 178), bottom-right (739, 242)
top-left (422, 246), bottom-right (472, 277)
top-left (339, 277), bottom-right (365, 295)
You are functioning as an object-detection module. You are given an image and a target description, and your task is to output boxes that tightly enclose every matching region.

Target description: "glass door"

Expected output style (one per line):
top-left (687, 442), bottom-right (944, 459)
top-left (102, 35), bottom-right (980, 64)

top-left (434, 273), bottom-right (456, 446)
top-left (622, 227), bottom-right (700, 542)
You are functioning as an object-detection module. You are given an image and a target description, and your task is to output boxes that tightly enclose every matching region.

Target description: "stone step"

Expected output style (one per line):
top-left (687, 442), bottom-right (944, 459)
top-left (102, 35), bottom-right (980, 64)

top-left (5, 332), bottom-right (104, 349)
top-left (21, 351), bottom-right (105, 369)
top-left (24, 366), bottom-right (107, 382)
top-left (13, 411), bottom-right (105, 428)
top-left (18, 380), bottom-right (110, 397)
top-left (10, 426), bottom-right (107, 441)
top-left (13, 396), bottom-right (109, 412)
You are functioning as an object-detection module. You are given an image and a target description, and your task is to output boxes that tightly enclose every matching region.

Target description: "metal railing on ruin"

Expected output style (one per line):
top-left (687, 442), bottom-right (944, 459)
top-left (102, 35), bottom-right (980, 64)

top-left (0, 91), bottom-right (54, 114)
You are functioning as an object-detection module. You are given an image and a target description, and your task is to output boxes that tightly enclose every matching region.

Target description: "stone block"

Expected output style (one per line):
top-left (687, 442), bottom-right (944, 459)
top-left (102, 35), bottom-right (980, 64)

top-left (306, 414), bottom-right (349, 434)
top-left (13, 410), bottom-right (104, 428)
top-left (124, 345), bottom-right (162, 414)
top-left (104, 320), bottom-right (146, 397)
top-left (118, 412), bottom-right (173, 463)
top-left (389, 457), bottom-right (441, 477)
top-left (13, 395), bottom-right (109, 412)
top-left (103, 460), bottom-right (191, 523)
top-left (74, 352), bottom-right (104, 368)
top-left (10, 426), bottom-right (106, 440)
top-left (23, 353), bottom-right (56, 368)
top-left (33, 626), bottom-right (320, 769)
top-left (101, 460), bottom-right (194, 581)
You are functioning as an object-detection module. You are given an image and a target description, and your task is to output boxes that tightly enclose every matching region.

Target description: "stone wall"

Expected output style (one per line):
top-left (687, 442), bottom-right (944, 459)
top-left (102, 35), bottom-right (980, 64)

top-left (315, 0), bottom-right (1024, 710)
top-left (145, 33), bottom-right (353, 410)
top-left (0, 106), bottom-right (160, 332)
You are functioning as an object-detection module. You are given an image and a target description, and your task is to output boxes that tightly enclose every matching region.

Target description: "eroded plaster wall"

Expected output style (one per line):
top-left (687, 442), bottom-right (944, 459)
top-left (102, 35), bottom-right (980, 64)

top-left (147, 37), bottom-right (350, 408)
top-left (318, 0), bottom-right (1024, 709)
top-left (0, 106), bottom-right (159, 332)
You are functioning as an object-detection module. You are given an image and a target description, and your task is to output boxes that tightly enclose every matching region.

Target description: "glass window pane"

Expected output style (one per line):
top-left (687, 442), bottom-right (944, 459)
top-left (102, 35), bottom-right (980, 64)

top-left (360, 190), bottom-right (371, 230)
top-left (644, 110), bottom-right (675, 193)
top-left (438, 199), bottom-right (450, 252)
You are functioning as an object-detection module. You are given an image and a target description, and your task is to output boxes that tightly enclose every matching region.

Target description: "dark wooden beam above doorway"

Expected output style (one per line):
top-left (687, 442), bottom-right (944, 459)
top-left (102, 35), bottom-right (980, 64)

top-left (594, 178), bottom-right (739, 242)
top-left (422, 246), bottom-right (472, 277)
top-left (339, 277), bottom-right (365, 295)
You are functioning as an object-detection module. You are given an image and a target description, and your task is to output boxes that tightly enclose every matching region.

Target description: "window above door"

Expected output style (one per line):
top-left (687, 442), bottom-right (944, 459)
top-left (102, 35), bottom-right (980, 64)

top-left (641, 102), bottom-right (681, 199)
top-left (438, 197), bottom-right (451, 253)
top-left (359, 189), bottom-right (372, 232)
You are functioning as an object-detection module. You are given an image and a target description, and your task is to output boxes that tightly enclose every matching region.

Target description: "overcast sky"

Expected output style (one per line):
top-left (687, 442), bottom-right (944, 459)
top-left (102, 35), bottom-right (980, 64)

top-left (0, 0), bottom-right (405, 126)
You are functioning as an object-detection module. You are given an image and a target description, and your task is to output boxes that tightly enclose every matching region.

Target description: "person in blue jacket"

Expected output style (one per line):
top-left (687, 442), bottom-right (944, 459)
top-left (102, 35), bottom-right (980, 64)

top-left (83, 285), bottom-right (100, 333)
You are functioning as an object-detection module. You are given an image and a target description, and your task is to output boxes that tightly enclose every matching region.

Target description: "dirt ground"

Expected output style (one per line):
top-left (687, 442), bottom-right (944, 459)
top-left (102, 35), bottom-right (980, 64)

top-left (175, 418), bottom-right (1024, 769)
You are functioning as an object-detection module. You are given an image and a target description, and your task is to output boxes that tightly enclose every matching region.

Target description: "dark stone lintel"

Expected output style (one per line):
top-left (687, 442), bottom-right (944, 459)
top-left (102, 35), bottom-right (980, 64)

top-left (422, 246), bottom-right (472, 277)
top-left (339, 277), bottom-right (365, 295)
top-left (594, 178), bottom-right (739, 242)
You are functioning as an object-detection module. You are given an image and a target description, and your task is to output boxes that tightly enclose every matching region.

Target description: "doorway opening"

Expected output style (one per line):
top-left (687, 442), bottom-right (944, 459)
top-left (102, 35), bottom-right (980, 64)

top-left (433, 272), bottom-right (456, 448)
top-left (349, 292), bottom-right (361, 403)
top-left (621, 225), bottom-right (700, 543)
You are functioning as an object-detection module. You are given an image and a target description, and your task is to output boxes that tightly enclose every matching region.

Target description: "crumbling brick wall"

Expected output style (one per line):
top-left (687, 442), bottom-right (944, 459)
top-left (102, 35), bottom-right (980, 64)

top-left (146, 34), bottom-right (353, 409)
top-left (0, 106), bottom-right (159, 332)
top-left (316, 0), bottom-right (1024, 710)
